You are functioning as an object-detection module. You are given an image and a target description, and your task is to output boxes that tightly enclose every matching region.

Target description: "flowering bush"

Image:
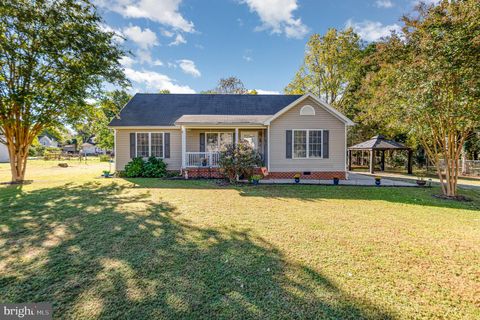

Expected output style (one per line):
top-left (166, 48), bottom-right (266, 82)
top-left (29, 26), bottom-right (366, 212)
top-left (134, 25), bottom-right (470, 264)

top-left (219, 141), bottom-right (263, 182)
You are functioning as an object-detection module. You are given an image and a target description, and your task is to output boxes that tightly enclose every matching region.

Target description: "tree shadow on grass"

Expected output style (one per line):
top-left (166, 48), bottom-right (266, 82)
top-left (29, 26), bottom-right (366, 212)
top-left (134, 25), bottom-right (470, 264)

top-left (0, 182), bottom-right (396, 319)
top-left (123, 178), bottom-right (480, 211)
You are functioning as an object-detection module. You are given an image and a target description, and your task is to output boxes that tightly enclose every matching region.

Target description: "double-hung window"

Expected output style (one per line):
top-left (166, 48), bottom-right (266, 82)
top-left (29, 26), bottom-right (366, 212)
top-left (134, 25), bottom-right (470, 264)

top-left (136, 132), bottom-right (164, 158)
top-left (293, 129), bottom-right (323, 159)
top-left (206, 132), bottom-right (233, 152)
top-left (136, 133), bottom-right (149, 158)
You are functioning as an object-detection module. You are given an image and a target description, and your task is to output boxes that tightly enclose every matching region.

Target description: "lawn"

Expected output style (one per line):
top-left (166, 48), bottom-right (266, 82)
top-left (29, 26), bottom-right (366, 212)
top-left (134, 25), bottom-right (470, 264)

top-left (0, 161), bottom-right (479, 319)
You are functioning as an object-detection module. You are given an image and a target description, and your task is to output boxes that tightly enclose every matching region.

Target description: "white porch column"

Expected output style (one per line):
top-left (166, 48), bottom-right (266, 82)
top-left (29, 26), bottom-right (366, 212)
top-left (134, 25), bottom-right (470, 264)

top-left (181, 126), bottom-right (186, 168)
top-left (235, 128), bottom-right (239, 145)
top-left (267, 125), bottom-right (270, 170)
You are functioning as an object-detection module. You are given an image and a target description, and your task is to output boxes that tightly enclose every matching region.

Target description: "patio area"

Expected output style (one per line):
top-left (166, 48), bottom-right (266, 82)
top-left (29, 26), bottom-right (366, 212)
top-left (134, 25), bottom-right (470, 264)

top-left (259, 172), bottom-right (418, 186)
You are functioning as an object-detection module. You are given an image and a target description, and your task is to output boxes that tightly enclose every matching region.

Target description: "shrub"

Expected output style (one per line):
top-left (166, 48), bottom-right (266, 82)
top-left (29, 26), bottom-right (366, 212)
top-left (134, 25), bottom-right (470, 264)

top-left (219, 141), bottom-right (263, 182)
top-left (124, 157), bottom-right (144, 178)
top-left (123, 156), bottom-right (168, 178)
top-left (143, 156), bottom-right (167, 178)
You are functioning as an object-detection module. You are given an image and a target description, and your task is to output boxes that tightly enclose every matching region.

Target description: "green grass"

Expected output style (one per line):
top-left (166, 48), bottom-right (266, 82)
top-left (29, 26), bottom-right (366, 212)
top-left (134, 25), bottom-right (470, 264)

top-left (0, 161), bottom-right (479, 319)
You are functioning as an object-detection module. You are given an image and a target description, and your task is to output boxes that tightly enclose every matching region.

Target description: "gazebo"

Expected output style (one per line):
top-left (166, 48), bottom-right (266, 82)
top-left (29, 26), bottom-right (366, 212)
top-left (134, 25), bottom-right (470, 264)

top-left (348, 135), bottom-right (413, 174)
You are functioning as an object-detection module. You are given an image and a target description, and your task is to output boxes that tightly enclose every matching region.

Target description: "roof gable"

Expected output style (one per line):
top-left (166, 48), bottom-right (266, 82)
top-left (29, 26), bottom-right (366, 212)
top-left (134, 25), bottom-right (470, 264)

top-left (264, 93), bottom-right (354, 126)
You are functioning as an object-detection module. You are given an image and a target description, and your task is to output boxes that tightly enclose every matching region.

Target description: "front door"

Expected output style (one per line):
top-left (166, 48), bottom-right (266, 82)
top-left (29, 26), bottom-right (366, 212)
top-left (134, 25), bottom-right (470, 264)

top-left (241, 131), bottom-right (259, 150)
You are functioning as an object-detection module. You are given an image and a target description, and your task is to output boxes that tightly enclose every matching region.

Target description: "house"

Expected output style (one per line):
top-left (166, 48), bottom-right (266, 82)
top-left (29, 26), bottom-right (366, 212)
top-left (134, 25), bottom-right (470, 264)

top-left (109, 93), bottom-right (354, 179)
top-left (38, 133), bottom-right (59, 148)
top-left (80, 142), bottom-right (106, 155)
top-left (62, 144), bottom-right (77, 154)
top-left (0, 138), bottom-right (9, 163)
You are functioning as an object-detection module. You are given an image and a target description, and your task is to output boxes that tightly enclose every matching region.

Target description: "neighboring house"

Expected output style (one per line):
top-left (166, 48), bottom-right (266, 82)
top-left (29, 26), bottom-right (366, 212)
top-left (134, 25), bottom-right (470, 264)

top-left (109, 93), bottom-right (354, 179)
top-left (0, 138), bottom-right (9, 163)
top-left (62, 144), bottom-right (77, 154)
top-left (80, 142), bottom-right (106, 155)
top-left (38, 134), bottom-right (59, 148)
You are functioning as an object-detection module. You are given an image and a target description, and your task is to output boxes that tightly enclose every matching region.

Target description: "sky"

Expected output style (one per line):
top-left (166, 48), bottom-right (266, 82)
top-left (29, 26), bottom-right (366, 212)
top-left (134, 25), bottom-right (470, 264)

top-left (95, 0), bottom-right (439, 94)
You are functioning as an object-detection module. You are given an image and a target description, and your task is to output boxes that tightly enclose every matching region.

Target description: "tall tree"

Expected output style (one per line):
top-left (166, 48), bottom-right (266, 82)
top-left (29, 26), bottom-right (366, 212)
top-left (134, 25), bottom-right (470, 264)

top-left (91, 90), bottom-right (131, 150)
top-left (204, 76), bottom-right (247, 94)
top-left (0, 0), bottom-right (127, 182)
top-left (365, 0), bottom-right (480, 197)
top-left (285, 28), bottom-right (362, 107)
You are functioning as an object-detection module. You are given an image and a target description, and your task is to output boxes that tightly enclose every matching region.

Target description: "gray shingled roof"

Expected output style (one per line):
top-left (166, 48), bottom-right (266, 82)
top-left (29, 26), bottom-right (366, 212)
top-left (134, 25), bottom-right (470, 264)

top-left (349, 135), bottom-right (410, 150)
top-left (175, 115), bottom-right (271, 125)
top-left (109, 94), bottom-right (302, 126)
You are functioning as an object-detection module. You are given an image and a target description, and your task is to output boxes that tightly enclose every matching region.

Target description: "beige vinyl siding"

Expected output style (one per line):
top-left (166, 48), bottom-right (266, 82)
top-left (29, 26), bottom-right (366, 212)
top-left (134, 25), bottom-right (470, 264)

top-left (269, 97), bottom-right (346, 172)
top-left (115, 128), bottom-right (182, 171)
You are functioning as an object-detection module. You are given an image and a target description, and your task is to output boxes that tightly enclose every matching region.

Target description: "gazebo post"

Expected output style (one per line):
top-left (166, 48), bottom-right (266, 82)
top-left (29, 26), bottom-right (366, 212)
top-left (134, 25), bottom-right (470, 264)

top-left (348, 150), bottom-right (352, 171)
top-left (381, 150), bottom-right (385, 171)
top-left (369, 149), bottom-right (375, 174)
top-left (407, 149), bottom-right (413, 174)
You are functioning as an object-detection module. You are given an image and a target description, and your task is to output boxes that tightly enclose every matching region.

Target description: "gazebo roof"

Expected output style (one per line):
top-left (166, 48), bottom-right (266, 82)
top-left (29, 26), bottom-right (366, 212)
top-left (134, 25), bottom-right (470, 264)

top-left (348, 135), bottom-right (410, 151)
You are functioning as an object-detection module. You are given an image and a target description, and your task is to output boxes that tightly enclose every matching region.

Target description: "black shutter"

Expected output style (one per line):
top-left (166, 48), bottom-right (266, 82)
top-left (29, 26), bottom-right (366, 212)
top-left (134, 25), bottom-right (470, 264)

top-left (164, 133), bottom-right (170, 158)
top-left (286, 130), bottom-right (292, 159)
top-left (130, 133), bottom-right (135, 158)
top-left (323, 130), bottom-right (329, 158)
top-left (199, 133), bottom-right (205, 152)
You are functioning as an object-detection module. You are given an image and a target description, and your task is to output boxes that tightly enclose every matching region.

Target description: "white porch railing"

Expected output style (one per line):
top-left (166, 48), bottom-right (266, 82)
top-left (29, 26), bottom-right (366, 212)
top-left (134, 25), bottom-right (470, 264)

top-left (186, 152), bottom-right (220, 167)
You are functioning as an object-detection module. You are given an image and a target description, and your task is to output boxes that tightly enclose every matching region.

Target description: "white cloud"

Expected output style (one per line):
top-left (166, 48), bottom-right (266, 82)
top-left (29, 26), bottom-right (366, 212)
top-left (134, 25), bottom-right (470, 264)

top-left (136, 49), bottom-right (154, 64)
top-left (161, 29), bottom-right (175, 37)
top-left (375, 0), bottom-right (394, 8)
top-left (119, 56), bottom-right (135, 68)
top-left (256, 89), bottom-right (280, 94)
top-left (243, 55), bottom-right (253, 62)
top-left (240, 0), bottom-right (309, 39)
top-left (97, 0), bottom-right (194, 33)
top-left (169, 34), bottom-right (187, 46)
top-left (124, 68), bottom-right (195, 93)
top-left (413, 0), bottom-right (440, 5)
top-left (100, 24), bottom-right (125, 43)
top-left (176, 59), bottom-right (201, 77)
top-left (123, 25), bottom-right (158, 49)
top-left (346, 19), bottom-right (401, 42)
top-left (153, 60), bottom-right (164, 66)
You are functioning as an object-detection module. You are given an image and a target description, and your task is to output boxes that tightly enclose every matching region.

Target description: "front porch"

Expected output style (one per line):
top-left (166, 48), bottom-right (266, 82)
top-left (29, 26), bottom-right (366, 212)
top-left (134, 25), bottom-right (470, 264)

top-left (181, 127), bottom-right (268, 168)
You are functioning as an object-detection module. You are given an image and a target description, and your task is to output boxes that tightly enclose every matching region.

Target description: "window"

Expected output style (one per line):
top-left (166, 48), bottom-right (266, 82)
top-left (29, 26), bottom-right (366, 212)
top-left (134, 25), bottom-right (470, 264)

top-left (136, 133), bottom-right (149, 158)
top-left (136, 132), bottom-right (164, 158)
top-left (206, 132), bottom-right (233, 152)
top-left (300, 105), bottom-right (315, 116)
top-left (292, 129), bottom-right (323, 159)
top-left (293, 130), bottom-right (307, 158)
top-left (309, 130), bottom-right (322, 158)
top-left (151, 133), bottom-right (164, 157)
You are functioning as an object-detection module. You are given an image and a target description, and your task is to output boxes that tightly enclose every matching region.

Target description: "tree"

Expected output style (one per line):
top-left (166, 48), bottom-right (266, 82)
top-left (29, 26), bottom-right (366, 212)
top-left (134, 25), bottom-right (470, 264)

top-left (91, 90), bottom-right (131, 150)
top-left (203, 76), bottom-right (247, 94)
top-left (285, 28), bottom-right (362, 107)
top-left (159, 89), bottom-right (170, 94)
top-left (365, 0), bottom-right (480, 197)
top-left (0, 0), bottom-right (127, 182)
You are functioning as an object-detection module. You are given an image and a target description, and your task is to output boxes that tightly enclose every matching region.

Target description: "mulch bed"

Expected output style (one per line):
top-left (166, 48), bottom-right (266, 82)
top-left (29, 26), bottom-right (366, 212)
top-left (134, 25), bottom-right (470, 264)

top-left (432, 194), bottom-right (472, 202)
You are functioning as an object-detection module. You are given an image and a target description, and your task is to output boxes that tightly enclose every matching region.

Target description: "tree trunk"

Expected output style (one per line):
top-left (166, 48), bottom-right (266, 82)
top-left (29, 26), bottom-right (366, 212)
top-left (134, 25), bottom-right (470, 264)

top-left (2, 122), bottom-right (39, 183)
top-left (7, 141), bottom-right (30, 183)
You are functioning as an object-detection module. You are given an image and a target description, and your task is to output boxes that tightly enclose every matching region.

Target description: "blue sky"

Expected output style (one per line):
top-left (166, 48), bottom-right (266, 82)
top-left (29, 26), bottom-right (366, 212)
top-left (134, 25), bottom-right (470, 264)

top-left (95, 0), bottom-right (437, 94)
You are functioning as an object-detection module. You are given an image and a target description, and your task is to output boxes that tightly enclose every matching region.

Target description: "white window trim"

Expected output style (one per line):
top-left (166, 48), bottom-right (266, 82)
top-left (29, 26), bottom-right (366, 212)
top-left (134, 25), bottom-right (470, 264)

top-left (204, 132), bottom-right (234, 152)
top-left (135, 132), bottom-right (165, 158)
top-left (292, 129), bottom-right (324, 159)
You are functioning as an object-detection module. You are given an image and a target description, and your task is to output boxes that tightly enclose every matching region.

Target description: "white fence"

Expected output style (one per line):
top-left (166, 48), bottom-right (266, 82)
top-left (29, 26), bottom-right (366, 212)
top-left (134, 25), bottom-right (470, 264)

top-left (186, 152), bottom-right (220, 167)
